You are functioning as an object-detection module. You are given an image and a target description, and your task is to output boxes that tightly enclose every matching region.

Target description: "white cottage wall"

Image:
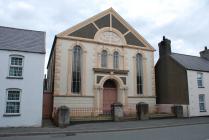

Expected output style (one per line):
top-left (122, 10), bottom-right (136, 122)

top-left (187, 70), bottom-right (209, 117)
top-left (0, 50), bottom-right (45, 127)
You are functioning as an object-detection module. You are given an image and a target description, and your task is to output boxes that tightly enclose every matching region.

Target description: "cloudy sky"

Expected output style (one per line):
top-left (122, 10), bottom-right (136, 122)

top-left (0, 0), bottom-right (209, 70)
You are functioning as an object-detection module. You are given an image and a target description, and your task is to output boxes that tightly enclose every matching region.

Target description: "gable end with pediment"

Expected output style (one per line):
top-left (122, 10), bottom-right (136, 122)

top-left (63, 8), bottom-right (152, 49)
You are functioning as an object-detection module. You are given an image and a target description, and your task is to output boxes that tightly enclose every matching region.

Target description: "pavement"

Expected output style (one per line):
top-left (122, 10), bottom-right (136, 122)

top-left (0, 117), bottom-right (209, 137)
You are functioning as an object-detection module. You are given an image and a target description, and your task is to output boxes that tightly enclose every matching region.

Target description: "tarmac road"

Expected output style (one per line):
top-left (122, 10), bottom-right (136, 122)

top-left (1, 123), bottom-right (209, 140)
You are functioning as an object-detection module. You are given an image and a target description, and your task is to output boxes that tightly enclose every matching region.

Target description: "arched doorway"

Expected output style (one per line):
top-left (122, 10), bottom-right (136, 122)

top-left (103, 79), bottom-right (117, 112)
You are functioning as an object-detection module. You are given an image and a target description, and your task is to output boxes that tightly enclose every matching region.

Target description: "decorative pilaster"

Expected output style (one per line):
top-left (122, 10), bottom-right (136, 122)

top-left (119, 87), bottom-right (128, 105)
top-left (142, 54), bottom-right (148, 96)
top-left (120, 55), bottom-right (124, 70)
top-left (108, 52), bottom-right (112, 69)
top-left (97, 52), bottom-right (101, 68)
top-left (132, 56), bottom-right (137, 96)
top-left (82, 50), bottom-right (87, 96)
top-left (67, 49), bottom-right (73, 95)
top-left (94, 85), bottom-right (103, 109)
top-left (54, 40), bottom-right (62, 95)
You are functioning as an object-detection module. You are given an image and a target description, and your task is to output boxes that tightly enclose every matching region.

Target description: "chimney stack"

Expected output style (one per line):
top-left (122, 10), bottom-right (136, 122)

top-left (200, 46), bottom-right (209, 60)
top-left (158, 36), bottom-right (171, 58)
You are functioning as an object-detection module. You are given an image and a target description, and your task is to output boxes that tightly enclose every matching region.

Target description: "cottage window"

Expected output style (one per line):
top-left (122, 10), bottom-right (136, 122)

top-left (199, 94), bottom-right (206, 112)
top-left (71, 46), bottom-right (82, 93)
top-left (136, 53), bottom-right (143, 94)
top-left (197, 73), bottom-right (203, 88)
top-left (9, 55), bottom-right (24, 78)
top-left (113, 51), bottom-right (119, 69)
top-left (5, 89), bottom-right (21, 115)
top-left (101, 50), bottom-right (107, 68)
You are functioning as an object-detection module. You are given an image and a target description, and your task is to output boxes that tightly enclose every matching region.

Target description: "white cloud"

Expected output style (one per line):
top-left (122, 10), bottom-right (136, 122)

top-left (106, 0), bottom-right (200, 28)
top-left (0, 0), bottom-right (208, 72)
top-left (8, 1), bottom-right (34, 11)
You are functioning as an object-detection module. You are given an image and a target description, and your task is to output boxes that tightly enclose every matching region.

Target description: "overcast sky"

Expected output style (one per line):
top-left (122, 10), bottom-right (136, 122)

top-left (0, 0), bottom-right (209, 70)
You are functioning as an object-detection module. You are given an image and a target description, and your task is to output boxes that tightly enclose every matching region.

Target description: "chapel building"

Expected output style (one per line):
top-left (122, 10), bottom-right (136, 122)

top-left (47, 8), bottom-right (156, 113)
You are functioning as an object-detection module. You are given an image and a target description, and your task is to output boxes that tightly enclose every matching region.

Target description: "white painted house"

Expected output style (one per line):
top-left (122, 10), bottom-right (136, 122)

top-left (155, 37), bottom-right (209, 117)
top-left (0, 26), bottom-right (45, 127)
top-left (187, 70), bottom-right (209, 116)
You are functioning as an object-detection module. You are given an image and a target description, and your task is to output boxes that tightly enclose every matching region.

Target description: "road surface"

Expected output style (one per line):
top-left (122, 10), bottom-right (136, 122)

top-left (1, 123), bottom-right (209, 140)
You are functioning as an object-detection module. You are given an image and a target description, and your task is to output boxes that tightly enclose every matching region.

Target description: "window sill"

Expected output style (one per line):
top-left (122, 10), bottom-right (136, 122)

top-left (6, 76), bottom-right (23, 79)
top-left (137, 93), bottom-right (143, 95)
top-left (3, 113), bottom-right (21, 117)
top-left (71, 93), bottom-right (82, 96)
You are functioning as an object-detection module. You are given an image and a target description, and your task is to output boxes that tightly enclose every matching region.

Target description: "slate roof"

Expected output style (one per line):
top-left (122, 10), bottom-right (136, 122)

top-left (170, 53), bottom-right (209, 72)
top-left (0, 26), bottom-right (45, 54)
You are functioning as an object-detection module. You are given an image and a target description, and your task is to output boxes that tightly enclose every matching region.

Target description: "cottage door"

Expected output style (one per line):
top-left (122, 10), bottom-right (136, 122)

top-left (103, 79), bottom-right (117, 112)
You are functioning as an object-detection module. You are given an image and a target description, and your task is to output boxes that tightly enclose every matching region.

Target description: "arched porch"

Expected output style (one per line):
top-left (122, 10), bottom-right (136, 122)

top-left (94, 75), bottom-right (128, 111)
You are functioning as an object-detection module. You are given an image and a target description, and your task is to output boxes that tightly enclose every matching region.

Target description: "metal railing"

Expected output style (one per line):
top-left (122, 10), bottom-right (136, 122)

top-left (69, 104), bottom-right (176, 122)
top-left (70, 107), bottom-right (112, 122)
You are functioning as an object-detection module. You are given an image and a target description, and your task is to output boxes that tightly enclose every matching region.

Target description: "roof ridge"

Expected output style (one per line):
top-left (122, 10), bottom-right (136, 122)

top-left (171, 52), bottom-right (202, 59)
top-left (0, 25), bottom-right (45, 33)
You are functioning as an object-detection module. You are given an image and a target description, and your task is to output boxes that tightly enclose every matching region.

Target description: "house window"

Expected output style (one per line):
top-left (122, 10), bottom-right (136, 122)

top-left (199, 94), bottom-right (206, 112)
top-left (113, 51), bottom-right (119, 69)
top-left (101, 50), bottom-right (107, 68)
top-left (197, 73), bottom-right (203, 88)
top-left (71, 46), bottom-right (82, 93)
top-left (9, 55), bottom-right (24, 77)
top-left (5, 89), bottom-right (21, 115)
top-left (136, 53), bottom-right (143, 94)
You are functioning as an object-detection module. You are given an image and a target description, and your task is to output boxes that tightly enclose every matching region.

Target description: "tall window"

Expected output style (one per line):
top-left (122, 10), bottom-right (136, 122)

top-left (199, 94), bottom-right (206, 112)
top-left (71, 46), bottom-right (82, 93)
top-left (101, 50), bottom-right (107, 68)
top-left (136, 53), bottom-right (143, 94)
top-left (5, 89), bottom-right (21, 115)
top-left (9, 55), bottom-right (24, 77)
top-left (197, 73), bottom-right (203, 88)
top-left (113, 51), bottom-right (119, 69)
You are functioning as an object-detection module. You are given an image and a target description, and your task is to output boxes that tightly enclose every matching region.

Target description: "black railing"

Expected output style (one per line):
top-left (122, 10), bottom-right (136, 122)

top-left (70, 107), bottom-right (112, 122)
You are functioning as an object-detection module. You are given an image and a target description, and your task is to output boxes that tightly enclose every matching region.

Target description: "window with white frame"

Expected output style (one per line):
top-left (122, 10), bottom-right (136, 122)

top-left (136, 53), bottom-right (143, 94)
top-left (5, 89), bottom-right (21, 114)
top-left (101, 50), bottom-right (107, 68)
top-left (113, 51), bottom-right (119, 69)
top-left (71, 46), bottom-right (82, 93)
top-left (197, 73), bottom-right (203, 88)
top-left (9, 55), bottom-right (24, 77)
top-left (199, 94), bottom-right (206, 112)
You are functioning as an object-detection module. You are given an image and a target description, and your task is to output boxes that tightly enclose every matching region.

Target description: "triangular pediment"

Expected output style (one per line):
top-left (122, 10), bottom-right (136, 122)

top-left (57, 8), bottom-right (154, 50)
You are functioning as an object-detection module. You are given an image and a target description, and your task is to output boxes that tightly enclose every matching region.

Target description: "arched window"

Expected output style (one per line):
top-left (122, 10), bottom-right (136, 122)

top-left (113, 51), bottom-right (119, 69)
top-left (101, 50), bottom-right (107, 68)
top-left (71, 46), bottom-right (82, 93)
top-left (136, 53), bottom-right (143, 94)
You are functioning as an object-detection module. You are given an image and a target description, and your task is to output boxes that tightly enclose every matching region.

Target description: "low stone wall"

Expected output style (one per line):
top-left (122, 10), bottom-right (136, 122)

top-left (157, 104), bottom-right (189, 117)
top-left (127, 97), bottom-right (156, 113)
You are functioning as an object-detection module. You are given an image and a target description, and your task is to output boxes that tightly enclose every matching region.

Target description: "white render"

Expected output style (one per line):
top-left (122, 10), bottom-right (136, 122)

top-left (48, 8), bottom-right (156, 115)
top-left (187, 70), bottom-right (209, 117)
top-left (51, 33), bottom-right (156, 113)
top-left (157, 70), bottom-right (209, 117)
top-left (0, 50), bottom-right (45, 127)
